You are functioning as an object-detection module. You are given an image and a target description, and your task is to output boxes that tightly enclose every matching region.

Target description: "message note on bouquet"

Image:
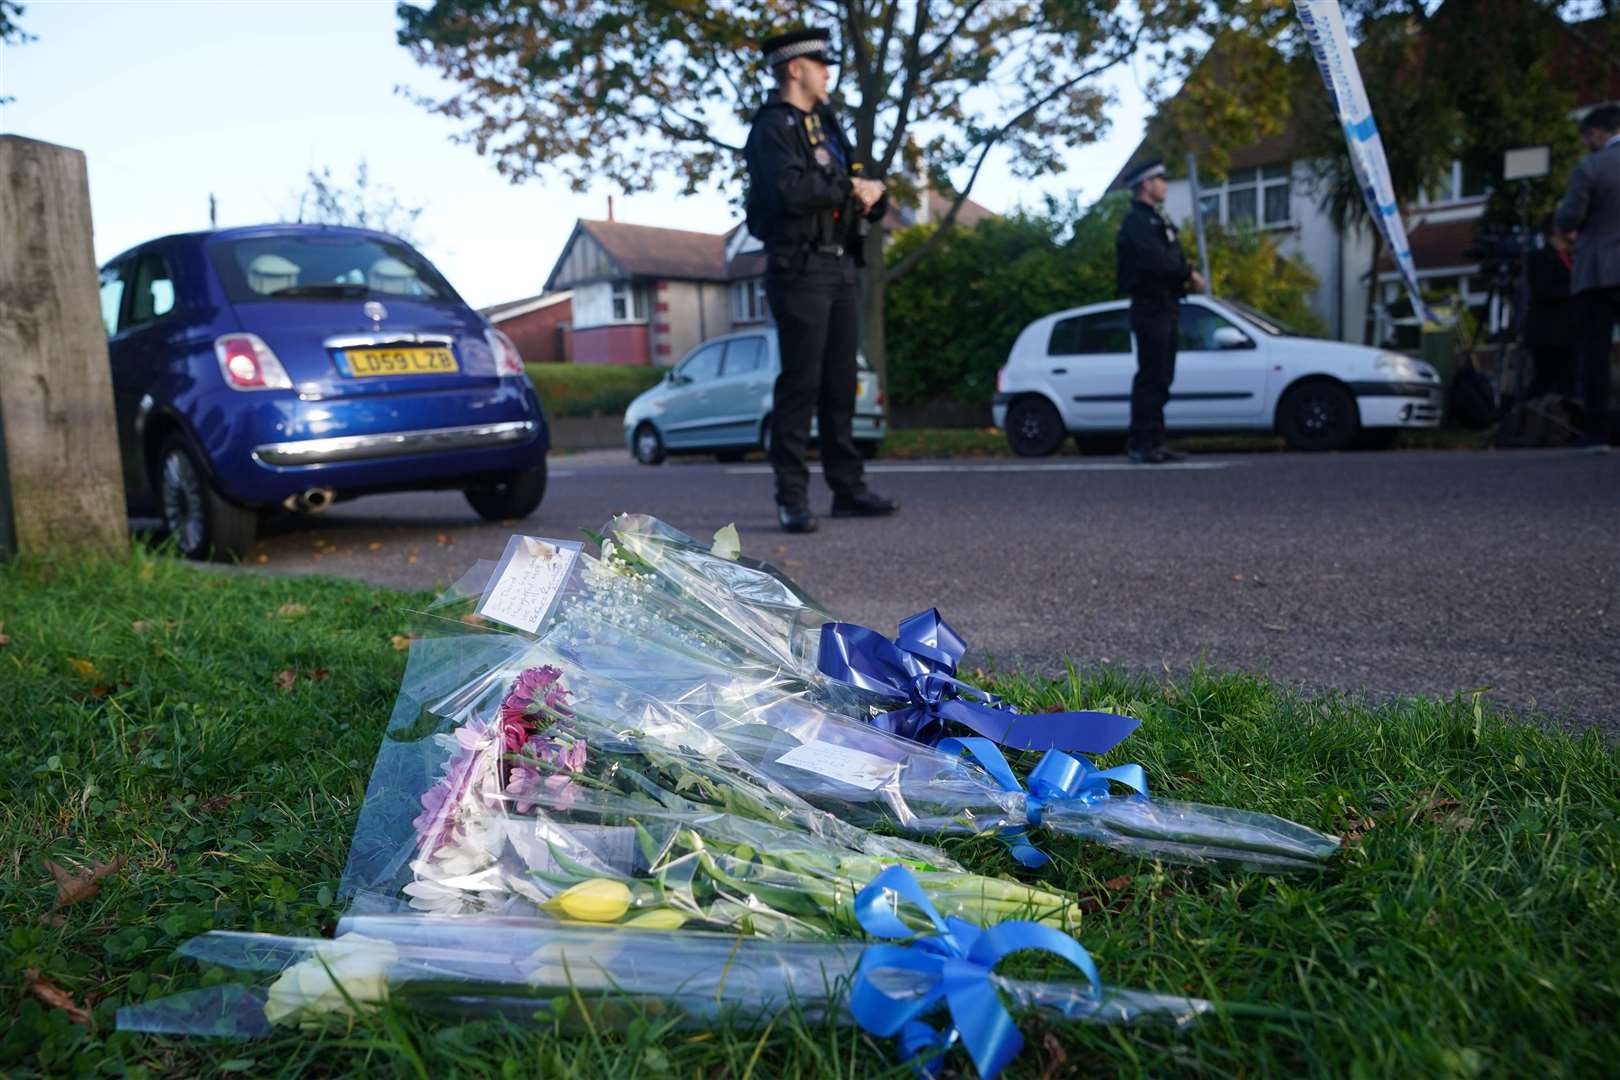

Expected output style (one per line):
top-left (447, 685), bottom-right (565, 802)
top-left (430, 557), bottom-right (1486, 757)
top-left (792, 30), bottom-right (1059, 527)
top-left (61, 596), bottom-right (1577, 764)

top-left (775, 739), bottom-right (899, 791)
top-left (477, 536), bottom-right (582, 633)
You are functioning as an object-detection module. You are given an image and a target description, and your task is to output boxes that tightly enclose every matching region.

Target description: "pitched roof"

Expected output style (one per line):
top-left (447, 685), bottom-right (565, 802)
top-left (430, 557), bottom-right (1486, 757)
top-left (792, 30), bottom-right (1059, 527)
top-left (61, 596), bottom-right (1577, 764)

top-left (480, 290), bottom-right (572, 321)
top-left (1374, 216), bottom-right (1480, 274)
top-left (579, 219), bottom-right (730, 281)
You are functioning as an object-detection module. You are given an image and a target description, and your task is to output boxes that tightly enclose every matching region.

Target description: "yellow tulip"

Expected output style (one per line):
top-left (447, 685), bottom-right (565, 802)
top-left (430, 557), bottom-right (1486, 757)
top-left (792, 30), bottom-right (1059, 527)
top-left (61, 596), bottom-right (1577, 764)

top-left (622, 908), bottom-right (688, 929)
top-left (546, 878), bottom-right (632, 922)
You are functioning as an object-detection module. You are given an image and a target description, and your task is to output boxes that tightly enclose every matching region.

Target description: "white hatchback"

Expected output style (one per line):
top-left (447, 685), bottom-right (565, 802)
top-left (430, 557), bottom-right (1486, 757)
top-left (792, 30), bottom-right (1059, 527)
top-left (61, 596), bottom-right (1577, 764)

top-left (991, 296), bottom-right (1443, 454)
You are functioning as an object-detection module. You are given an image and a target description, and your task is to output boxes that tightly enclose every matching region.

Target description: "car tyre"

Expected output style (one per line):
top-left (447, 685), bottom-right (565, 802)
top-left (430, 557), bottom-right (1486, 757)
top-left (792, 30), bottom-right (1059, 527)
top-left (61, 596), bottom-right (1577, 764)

top-left (633, 423), bottom-right (666, 465)
top-left (158, 435), bottom-right (257, 562)
top-left (464, 460), bottom-right (548, 520)
top-left (1278, 380), bottom-right (1357, 452)
top-left (1004, 396), bottom-right (1066, 457)
top-left (760, 416), bottom-right (774, 457)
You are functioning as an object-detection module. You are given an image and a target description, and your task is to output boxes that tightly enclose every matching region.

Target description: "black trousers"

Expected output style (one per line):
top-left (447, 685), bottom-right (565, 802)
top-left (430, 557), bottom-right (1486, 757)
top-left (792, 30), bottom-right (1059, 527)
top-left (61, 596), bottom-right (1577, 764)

top-left (764, 252), bottom-right (865, 508)
top-left (1129, 298), bottom-right (1179, 450)
top-left (1574, 286), bottom-right (1619, 436)
top-left (1527, 343), bottom-right (1576, 399)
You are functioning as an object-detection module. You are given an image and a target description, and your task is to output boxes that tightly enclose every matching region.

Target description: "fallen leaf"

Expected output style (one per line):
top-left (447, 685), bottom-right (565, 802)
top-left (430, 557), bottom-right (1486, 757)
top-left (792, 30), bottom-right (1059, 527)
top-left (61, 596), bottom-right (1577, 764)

top-left (435, 533), bottom-right (453, 546)
top-left (406, 554), bottom-right (418, 565)
top-left (131, 620), bottom-right (151, 636)
top-left (0, 621), bottom-right (10, 647)
top-left (368, 542), bottom-right (383, 552)
top-left (269, 603), bottom-right (308, 619)
top-left (273, 669), bottom-right (299, 692)
top-left (390, 635), bottom-right (411, 651)
top-left (256, 554), bottom-right (270, 565)
top-left (307, 667), bottom-right (332, 683)
top-left (44, 855), bottom-right (127, 911)
top-left (138, 561), bottom-right (154, 582)
top-left (23, 969), bottom-right (90, 1026)
top-left (197, 793), bottom-right (246, 814)
top-left (66, 657), bottom-right (102, 682)
top-left (1038, 1031), bottom-right (1068, 1080)
top-left (1232, 573), bottom-right (1245, 581)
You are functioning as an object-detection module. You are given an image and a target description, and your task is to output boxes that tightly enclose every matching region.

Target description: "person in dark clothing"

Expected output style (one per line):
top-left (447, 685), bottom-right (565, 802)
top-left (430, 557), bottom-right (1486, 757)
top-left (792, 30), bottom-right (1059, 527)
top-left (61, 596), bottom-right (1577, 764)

top-left (1554, 103), bottom-right (1620, 443)
top-left (743, 27), bottom-right (895, 533)
top-left (1114, 159), bottom-right (1205, 464)
top-left (1524, 217), bottom-right (1576, 399)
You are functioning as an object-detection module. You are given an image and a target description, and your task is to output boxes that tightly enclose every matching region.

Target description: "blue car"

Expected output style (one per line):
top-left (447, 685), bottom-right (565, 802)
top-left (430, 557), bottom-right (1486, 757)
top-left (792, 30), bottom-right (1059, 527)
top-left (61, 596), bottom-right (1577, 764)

top-left (98, 224), bottom-right (549, 559)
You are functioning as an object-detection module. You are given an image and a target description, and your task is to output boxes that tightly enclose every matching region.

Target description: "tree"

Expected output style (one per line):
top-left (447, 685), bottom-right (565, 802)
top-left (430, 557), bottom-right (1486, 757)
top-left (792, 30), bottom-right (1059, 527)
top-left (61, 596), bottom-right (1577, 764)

top-left (395, 0), bottom-right (1229, 386)
top-left (1195, 221), bottom-right (1326, 336)
top-left (286, 160), bottom-right (424, 243)
top-left (1, 0), bottom-right (34, 105)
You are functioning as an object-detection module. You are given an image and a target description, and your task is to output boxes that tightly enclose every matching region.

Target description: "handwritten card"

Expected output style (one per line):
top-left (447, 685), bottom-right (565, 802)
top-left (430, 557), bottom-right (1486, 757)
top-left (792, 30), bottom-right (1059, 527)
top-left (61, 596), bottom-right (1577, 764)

top-left (775, 739), bottom-right (899, 791)
top-left (476, 535), bottom-right (581, 633)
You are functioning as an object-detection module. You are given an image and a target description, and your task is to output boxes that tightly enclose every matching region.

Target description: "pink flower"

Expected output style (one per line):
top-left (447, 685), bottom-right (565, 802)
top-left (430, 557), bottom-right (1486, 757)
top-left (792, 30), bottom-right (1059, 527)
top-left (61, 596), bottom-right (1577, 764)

top-left (413, 721), bottom-right (491, 853)
top-left (541, 773), bottom-right (580, 810)
top-left (543, 682), bottom-right (575, 718)
top-left (505, 764), bottom-right (542, 814)
top-left (559, 739), bottom-right (587, 773)
top-left (507, 665), bottom-right (562, 708)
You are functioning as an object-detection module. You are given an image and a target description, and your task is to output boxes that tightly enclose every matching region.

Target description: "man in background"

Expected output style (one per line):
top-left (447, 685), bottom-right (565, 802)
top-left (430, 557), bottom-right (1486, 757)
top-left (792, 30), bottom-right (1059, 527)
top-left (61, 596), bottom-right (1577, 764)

top-left (1115, 160), bottom-right (1206, 464)
top-left (1555, 104), bottom-right (1620, 443)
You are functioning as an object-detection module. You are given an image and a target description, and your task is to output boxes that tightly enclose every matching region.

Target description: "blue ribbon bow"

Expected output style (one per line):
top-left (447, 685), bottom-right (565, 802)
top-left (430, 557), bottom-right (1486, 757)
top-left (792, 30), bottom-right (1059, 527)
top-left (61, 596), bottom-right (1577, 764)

top-left (938, 736), bottom-right (1150, 868)
top-left (818, 610), bottom-right (1139, 754)
top-left (849, 864), bottom-right (1102, 1079)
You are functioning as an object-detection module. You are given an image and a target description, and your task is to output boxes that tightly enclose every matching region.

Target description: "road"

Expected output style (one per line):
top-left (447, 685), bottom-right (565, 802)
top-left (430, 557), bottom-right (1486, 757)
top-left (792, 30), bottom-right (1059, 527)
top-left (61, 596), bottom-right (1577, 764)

top-left (235, 447), bottom-right (1620, 731)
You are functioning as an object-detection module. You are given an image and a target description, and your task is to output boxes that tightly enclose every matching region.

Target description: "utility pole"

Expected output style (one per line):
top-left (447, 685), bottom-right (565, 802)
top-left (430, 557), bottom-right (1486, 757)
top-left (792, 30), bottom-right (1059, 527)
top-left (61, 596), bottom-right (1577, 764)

top-left (1186, 153), bottom-right (1214, 294)
top-left (208, 192), bottom-right (217, 228)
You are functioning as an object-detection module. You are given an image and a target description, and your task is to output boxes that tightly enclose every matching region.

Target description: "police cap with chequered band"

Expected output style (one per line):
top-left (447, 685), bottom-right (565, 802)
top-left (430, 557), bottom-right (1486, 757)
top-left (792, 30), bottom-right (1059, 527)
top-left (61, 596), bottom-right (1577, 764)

top-left (1125, 159), bottom-right (1168, 188)
top-left (762, 27), bottom-right (837, 67)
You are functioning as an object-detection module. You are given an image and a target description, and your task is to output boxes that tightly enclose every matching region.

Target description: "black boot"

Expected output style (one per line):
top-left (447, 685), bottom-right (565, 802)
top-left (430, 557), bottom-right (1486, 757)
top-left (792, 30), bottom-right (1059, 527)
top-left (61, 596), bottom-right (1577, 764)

top-left (777, 503), bottom-right (819, 533)
top-left (830, 491), bottom-right (898, 517)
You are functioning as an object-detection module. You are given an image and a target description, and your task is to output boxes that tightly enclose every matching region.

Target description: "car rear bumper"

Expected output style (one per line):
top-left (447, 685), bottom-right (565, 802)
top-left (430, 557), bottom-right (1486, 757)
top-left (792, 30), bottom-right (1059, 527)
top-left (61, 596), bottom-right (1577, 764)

top-left (1351, 382), bottom-right (1444, 428)
top-left (254, 420), bottom-right (539, 467)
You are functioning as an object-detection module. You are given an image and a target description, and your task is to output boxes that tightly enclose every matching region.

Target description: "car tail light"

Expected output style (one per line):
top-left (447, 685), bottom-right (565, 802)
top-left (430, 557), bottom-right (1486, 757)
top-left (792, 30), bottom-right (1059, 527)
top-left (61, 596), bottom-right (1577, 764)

top-left (486, 328), bottom-right (526, 377)
top-left (214, 334), bottom-right (292, 391)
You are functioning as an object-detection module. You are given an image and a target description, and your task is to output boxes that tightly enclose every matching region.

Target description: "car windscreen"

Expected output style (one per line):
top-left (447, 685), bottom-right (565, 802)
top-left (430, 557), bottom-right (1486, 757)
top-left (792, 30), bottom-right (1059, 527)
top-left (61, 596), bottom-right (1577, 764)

top-left (1218, 298), bottom-right (1314, 338)
top-left (208, 234), bottom-right (458, 304)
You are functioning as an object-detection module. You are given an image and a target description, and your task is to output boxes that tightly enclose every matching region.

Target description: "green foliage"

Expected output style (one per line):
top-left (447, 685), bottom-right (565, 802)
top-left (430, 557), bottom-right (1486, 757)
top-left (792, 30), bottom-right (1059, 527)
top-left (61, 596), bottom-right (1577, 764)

top-left (1196, 221), bottom-right (1328, 337)
top-left (526, 363), bottom-right (665, 419)
top-left (3, 551), bottom-right (1619, 1075)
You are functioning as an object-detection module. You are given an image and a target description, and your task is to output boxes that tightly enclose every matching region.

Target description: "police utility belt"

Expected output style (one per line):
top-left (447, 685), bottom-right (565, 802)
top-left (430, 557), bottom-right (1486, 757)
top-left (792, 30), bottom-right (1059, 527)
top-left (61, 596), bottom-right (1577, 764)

top-left (770, 241), bottom-right (847, 257)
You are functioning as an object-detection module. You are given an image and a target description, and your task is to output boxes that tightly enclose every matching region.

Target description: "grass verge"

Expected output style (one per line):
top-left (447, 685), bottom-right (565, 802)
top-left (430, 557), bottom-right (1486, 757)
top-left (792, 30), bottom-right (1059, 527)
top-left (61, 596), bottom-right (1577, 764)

top-left (2, 552), bottom-right (1617, 1077)
top-left (527, 363), bottom-right (664, 419)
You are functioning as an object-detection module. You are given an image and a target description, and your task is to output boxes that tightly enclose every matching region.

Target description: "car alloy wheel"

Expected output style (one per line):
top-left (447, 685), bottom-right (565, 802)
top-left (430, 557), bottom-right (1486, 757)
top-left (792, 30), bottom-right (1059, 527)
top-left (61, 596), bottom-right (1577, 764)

top-left (1004, 396), bottom-right (1065, 457)
top-left (633, 423), bottom-right (666, 465)
top-left (1279, 381), bottom-right (1356, 452)
top-left (161, 447), bottom-right (207, 557)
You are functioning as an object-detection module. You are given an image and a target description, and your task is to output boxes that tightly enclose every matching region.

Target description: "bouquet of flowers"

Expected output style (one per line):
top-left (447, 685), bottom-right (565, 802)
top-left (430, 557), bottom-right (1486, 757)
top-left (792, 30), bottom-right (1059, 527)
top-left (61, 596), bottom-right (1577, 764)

top-left (121, 868), bottom-right (1216, 1080)
top-left (340, 634), bottom-right (1082, 936)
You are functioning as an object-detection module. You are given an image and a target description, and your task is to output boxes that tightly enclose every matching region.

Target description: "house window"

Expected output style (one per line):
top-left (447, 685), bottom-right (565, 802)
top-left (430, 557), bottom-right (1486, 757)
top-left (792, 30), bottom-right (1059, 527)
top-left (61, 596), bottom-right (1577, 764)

top-left (1420, 160), bottom-right (1492, 205)
top-left (732, 278), bottom-right (768, 323)
top-left (1200, 163), bottom-right (1291, 227)
top-left (611, 281), bottom-right (647, 322)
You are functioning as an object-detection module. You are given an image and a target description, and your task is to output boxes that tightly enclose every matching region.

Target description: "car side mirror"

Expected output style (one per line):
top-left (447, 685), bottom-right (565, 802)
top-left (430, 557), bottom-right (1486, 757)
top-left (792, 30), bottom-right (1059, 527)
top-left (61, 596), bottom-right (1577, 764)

top-left (1212, 326), bottom-right (1250, 349)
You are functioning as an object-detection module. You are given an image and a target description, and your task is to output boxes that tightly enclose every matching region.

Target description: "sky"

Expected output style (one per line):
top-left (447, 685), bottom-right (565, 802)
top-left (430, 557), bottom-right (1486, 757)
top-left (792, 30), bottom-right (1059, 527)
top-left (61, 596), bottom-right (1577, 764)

top-left (0, 0), bottom-right (1155, 309)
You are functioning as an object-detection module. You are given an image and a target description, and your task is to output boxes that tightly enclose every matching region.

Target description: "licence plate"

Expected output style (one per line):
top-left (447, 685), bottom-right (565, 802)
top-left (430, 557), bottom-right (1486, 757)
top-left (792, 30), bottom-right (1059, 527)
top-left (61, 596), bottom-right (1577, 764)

top-left (345, 346), bottom-right (458, 377)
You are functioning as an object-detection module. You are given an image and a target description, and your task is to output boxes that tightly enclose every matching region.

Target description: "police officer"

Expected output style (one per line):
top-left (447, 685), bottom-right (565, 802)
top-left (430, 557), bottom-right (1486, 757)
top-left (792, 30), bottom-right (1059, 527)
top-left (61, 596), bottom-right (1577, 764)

top-left (744, 27), bottom-right (897, 533)
top-left (1115, 159), bottom-right (1205, 464)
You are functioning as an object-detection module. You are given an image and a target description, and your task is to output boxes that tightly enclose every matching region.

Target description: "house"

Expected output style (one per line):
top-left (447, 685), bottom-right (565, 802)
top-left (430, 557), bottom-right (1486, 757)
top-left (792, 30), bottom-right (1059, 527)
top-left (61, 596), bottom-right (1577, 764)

top-left (543, 191), bottom-right (995, 365)
top-left (481, 291), bottom-right (573, 364)
top-left (1108, 8), bottom-right (1620, 345)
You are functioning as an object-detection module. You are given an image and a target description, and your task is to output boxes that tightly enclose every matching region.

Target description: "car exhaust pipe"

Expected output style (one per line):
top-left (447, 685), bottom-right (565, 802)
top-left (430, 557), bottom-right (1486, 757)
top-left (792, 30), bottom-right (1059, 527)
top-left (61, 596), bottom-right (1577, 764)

top-left (283, 487), bottom-right (335, 514)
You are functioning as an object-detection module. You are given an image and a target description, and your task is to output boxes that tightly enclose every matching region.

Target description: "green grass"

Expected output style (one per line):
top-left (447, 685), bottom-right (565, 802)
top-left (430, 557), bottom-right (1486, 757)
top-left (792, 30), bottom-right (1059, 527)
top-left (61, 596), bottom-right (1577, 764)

top-left (3, 551), bottom-right (1618, 1077)
top-left (527, 363), bottom-right (665, 419)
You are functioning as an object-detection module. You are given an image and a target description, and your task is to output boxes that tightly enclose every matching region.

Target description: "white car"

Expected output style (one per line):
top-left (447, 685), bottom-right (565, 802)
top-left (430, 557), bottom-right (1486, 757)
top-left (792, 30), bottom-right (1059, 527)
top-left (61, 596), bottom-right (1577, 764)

top-left (991, 296), bottom-right (1443, 454)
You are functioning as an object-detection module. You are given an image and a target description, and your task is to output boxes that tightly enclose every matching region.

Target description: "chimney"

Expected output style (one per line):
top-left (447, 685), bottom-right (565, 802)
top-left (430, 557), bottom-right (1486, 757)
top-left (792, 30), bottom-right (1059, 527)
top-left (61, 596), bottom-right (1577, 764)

top-left (607, 195), bottom-right (615, 222)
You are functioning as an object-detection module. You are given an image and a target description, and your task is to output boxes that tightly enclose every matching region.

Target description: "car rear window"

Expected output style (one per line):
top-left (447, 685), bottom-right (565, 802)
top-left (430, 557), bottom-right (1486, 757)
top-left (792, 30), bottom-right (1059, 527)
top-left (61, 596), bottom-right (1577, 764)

top-left (1048, 310), bottom-right (1132, 355)
top-left (208, 233), bottom-right (457, 304)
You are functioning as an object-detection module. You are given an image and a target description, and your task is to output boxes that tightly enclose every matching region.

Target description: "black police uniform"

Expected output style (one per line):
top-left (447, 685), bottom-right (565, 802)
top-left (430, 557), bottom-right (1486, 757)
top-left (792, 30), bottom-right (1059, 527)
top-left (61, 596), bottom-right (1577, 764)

top-left (1115, 189), bottom-right (1193, 454)
top-left (744, 32), bottom-right (891, 529)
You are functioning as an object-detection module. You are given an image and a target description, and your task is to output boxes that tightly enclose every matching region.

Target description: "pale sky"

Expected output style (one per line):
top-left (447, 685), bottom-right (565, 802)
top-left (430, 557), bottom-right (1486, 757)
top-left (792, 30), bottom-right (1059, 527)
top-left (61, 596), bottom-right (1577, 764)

top-left (0, 0), bottom-right (1154, 309)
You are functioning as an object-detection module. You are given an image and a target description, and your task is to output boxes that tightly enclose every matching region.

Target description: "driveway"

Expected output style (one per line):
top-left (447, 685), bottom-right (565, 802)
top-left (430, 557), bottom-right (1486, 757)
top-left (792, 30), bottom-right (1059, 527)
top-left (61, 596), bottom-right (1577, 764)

top-left (235, 447), bottom-right (1620, 731)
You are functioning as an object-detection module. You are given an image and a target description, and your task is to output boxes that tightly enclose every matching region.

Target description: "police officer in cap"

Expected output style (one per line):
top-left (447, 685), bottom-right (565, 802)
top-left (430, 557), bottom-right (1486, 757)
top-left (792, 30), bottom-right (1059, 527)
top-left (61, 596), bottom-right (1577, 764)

top-left (1115, 159), bottom-right (1205, 464)
top-left (744, 27), bottom-right (897, 533)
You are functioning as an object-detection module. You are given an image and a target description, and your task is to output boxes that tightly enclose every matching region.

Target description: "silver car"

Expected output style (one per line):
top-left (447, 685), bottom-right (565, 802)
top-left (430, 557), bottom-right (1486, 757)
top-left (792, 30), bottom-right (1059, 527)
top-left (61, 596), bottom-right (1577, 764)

top-left (623, 328), bottom-right (887, 464)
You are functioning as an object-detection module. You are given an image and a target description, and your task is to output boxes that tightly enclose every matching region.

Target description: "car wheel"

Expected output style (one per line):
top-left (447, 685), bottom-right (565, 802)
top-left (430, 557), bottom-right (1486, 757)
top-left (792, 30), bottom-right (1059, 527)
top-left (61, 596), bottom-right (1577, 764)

top-left (1004, 396), bottom-right (1065, 457)
top-left (760, 416), bottom-right (774, 457)
top-left (633, 423), bottom-right (666, 465)
top-left (158, 435), bottom-right (257, 562)
top-left (465, 460), bottom-right (548, 521)
top-left (856, 439), bottom-right (882, 460)
top-left (1278, 380), bottom-right (1357, 452)
top-left (1073, 433), bottom-right (1127, 456)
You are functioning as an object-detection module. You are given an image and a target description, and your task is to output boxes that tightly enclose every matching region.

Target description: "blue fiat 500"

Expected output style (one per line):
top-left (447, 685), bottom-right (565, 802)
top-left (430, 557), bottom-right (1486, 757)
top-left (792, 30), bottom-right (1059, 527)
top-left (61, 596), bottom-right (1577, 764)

top-left (98, 224), bottom-right (549, 559)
